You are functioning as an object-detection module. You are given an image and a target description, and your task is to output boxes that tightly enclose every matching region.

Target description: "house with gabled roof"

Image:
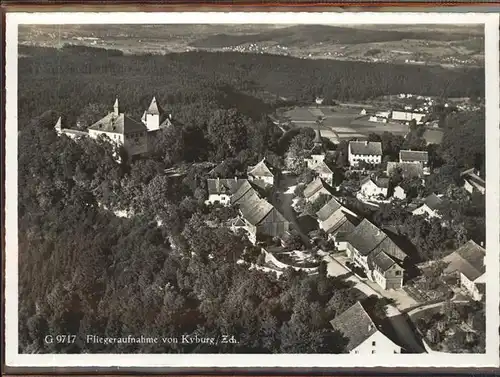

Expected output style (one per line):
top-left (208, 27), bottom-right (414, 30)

top-left (231, 180), bottom-right (262, 206)
top-left (461, 168), bottom-right (485, 195)
top-left (247, 158), bottom-right (276, 187)
top-left (316, 197), bottom-right (360, 249)
top-left (411, 193), bottom-right (444, 219)
top-left (205, 177), bottom-right (248, 206)
top-left (345, 219), bottom-right (407, 290)
top-left (443, 240), bottom-right (486, 301)
top-left (359, 177), bottom-right (389, 199)
top-left (399, 150), bottom-right (430, 175)
top-left (330, 301), bottom-right (402, 354)
top-left (303, 177), bottom-right (335, 203)
top-left (348, 141), bottom-right (383, 167)
top-left (237, 196), bottom-right (290, 244)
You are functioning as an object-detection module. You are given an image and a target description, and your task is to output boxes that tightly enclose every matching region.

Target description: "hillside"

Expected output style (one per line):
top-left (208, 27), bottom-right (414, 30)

top-left (188, 25), bottom-right (478, 48)
top-left (19, 24), bottom-right (483, 67)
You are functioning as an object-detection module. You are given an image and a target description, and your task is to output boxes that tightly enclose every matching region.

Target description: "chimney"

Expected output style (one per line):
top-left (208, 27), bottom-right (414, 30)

top-left (169, 113), bottom-right (172, 120)
top-left (480, 241), bottom-right (484, 247)
top-left (365, 141), bottom-right (368, 146)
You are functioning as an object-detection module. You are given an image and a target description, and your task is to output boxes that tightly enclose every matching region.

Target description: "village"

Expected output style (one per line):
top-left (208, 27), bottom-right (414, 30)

top-left (51, 92), bottom-right (486, 355)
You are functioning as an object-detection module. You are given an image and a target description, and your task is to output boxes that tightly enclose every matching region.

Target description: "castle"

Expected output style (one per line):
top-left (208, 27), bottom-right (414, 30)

top-left (55, 96), bottom-right (173, 157)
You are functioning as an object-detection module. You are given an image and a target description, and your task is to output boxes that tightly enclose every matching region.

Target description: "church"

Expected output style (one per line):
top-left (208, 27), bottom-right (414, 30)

top-left (55, 96), bottom-right (173, 158)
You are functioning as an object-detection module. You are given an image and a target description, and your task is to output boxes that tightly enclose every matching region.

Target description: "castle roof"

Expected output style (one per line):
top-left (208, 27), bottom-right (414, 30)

top-left (146, 96), bottom-right (164, 115)
top-left (88, 112), bottom-right (147, 135)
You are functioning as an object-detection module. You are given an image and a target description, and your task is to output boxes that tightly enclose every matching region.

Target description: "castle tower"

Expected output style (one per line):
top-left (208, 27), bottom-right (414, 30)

top-left (113, 98), bottom-right (119, 116)
top-left (144, 96), bottom-right (162, 131)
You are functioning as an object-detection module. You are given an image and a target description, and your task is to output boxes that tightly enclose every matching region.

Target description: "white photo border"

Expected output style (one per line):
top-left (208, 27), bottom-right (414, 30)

top-left (5, 11), bottom-right (500, 368)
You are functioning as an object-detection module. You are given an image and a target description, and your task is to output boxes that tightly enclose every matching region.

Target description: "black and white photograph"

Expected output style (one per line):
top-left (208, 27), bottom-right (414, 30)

top-left (4, 11), bottom-right (499, 369)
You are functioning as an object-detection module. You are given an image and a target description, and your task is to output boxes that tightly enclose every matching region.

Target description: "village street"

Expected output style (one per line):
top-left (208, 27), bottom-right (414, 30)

top-left (271, 174), bottom-right (311, 246)
top-left (324, 254), bottom-right (426, 353)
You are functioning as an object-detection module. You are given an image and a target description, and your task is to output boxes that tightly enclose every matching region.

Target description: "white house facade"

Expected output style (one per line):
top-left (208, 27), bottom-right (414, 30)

top-left (348, 141), bottom-right (383, 167)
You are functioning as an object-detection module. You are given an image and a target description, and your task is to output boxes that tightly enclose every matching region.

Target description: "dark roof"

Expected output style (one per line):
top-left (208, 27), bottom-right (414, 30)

top-left (329, 302), bottom-right (378, 352)
top-left (461, 169), bottom-right (485, 189)
top-left (346, 219), bottom-right (387, 256)
top-left (231, 181), bottom-right (259, 204)
top-left (369, 250), bottom-right (396, 272)
top-left (387, 162), bottom-right (424, 179)
top-left (361, 177), bottom-right (389, 189)
top-left (443, 240), bottom-right (485, 281)
top-left (349, 141), bottom-right (382, 156)
top-left (248, 158), bottom-right (275, 178)
top-left (303, 178), bottom-right (335, 199)
top-left (423, 193), bottom-right (443, 210)
top-left (88, 112), bottom-right (147, 134)
top-left (346, 219), bottom-right (407, 261)
top-left (323, 211), bottom-right (357, 235)
top-left (240, 198), bottom-right (274, 226)
top-left (316, 197), bottom-right (343, 222)
top-left (207, 178), bottom-right (247, 195)
top-left (399, 150), bottom-right (429, 163)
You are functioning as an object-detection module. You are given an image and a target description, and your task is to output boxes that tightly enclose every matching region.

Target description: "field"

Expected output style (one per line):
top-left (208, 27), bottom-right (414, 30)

top-left (283, 105), bottom-right (410, 141)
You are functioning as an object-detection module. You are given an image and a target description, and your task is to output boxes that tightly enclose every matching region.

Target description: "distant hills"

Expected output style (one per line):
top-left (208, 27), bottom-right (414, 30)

top-left (188, 25), bottom-right (480, 48)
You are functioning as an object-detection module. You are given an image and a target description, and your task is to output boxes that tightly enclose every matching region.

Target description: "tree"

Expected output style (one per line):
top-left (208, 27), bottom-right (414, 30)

top-left (76, 103), bottom-right (111, 130)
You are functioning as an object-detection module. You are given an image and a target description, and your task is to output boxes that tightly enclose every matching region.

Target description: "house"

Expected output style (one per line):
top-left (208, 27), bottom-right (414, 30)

top-left (348, 141), bottom-right (383, 167)
top-left (399, 149), bottom-right (429, 165)
top-left (461, 168), bottom-right (485, 195)
top-left (54, 116), bottom-right (89, 139)
top-left (316, 197), bottom-right (360, 249)
top-left (376, 110), bottom-right (391, 119)
top-left (88, 98), bottom-right (149, 157)
top-left (443, 240), bottom-right (485, 301)
top-left (412, 193), bottom-right (444, 219)
top-left (205, 178), bottom-right (248, 206)
top-left (369, 116), bottom-right (387, 123)
top-left (392, 110), bottom-right (426, 124)
top-left (359, 177), bottom-right (389, 199)
top-left (360, 108), bottom-right (367, 115)
top-left (393, 185), bottom-right (407, 200)
top-left (387, 162), bottom-right (424, 179)
top-left (237, 195), bottom-right (290, 244)
top-left (345, 219), bottom-right (407, 290)
top-left (330, 301), bottom-right (402, 354)
top-left (231, 180), bottom-right (263, 207)
top-left (247, 158), bottom-right (276, 187)
top-left (314, 161), bottom-right (335, 186)
top-left (303, 178), bottom-right (335, 203)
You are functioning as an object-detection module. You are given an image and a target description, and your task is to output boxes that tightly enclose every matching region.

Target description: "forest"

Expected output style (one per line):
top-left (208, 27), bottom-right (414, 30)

top-left (17, 45), bottom-right (485, 353)
top-left (18, 44), bottom-right (483, 128)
